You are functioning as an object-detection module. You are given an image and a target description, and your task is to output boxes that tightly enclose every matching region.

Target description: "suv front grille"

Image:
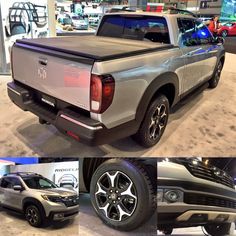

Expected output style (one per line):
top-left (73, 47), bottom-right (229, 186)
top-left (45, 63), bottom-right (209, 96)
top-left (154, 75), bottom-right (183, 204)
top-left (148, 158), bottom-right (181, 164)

top-left (61, 195), bottom-right (79, 207)
top-left (177, 159), bottom-right (234, 189)
top-left (184, 193), bottom-right (236, 209)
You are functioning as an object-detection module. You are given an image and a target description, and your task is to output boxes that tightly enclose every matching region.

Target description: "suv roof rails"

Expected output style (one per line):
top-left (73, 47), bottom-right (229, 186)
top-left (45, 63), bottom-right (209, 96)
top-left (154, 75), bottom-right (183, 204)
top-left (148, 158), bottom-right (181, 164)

top-left (4, 172), bottom-right (42, 177)
top-left (165, 7), bottom-right (197, 18)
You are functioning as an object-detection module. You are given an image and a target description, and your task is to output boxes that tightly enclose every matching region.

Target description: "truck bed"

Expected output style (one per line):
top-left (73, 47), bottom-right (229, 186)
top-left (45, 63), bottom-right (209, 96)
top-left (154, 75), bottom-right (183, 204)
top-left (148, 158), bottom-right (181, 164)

top-left (16, 36), bottom-right (173, 61)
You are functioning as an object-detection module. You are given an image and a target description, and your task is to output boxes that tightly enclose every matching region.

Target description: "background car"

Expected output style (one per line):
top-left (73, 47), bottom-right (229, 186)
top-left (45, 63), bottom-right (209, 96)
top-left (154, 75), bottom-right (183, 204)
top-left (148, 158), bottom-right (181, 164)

top-left (218, 22), bottom-right (236, 37)
top-left (71, 15), bottom-right (88, 30)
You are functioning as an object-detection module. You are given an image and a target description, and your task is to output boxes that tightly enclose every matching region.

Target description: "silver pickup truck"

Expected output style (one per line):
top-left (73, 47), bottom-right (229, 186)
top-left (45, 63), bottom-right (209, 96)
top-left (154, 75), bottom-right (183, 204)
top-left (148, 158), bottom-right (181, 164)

top-left (7, 12), bottom-right (225, 147)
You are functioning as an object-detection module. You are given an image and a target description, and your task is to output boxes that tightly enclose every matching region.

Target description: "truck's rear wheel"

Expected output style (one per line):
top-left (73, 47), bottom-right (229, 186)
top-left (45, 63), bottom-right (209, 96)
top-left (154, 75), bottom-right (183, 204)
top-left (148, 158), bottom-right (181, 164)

top-left (132, 94), bottom-right (169, 148)
top-left (203, 223), bottom-right (232, 236)
top-left (208, 60), bottom-right (223, 88)
top-left (90, 159), bottom-right (156, 231)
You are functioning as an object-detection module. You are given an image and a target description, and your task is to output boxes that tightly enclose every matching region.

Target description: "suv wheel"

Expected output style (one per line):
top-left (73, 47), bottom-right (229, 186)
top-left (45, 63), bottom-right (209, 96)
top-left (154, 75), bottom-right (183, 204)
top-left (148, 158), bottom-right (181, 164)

top-left (132, 94), bottom-right (169, 147)
top-left (209, 60), bottom-right (223, 88)
top-left (203, 223), bottom-right (232, 236)
top-left (90, 159), bottom-right (156, 231)
top-left (25, 205), bottom-right (43, 227)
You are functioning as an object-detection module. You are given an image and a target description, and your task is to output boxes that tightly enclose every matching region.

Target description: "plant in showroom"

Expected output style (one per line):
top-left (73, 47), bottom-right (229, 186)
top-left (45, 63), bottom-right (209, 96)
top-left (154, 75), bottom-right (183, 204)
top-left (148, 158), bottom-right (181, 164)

top-left (7, 10), bottom-right (225, 148)
top-left (157, 158), bottom-right (236, 236)
top-left (80, 158), bottom-right (157, 231)
top-left (0, 172), bottom-right (79, 227)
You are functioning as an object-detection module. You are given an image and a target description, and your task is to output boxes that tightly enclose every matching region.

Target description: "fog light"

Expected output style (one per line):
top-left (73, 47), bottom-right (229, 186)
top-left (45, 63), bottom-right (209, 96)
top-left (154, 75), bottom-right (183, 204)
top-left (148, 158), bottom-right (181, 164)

top-left (157, 189), bottom-right (164, 202)
top-left (164, 190), bottom-right (179, 203)
top-left (54, 213), bottom-right (64, 220)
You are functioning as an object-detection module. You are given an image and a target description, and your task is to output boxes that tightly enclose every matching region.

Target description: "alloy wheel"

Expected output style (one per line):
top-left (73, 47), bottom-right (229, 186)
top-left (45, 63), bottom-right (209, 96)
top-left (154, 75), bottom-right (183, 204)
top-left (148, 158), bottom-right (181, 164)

top-left (149, 104), bottom-right (167, 140)
top-left (26, 207), bottom-right (39, 225)
top-left (214, 62), bottom-right (223, 84)
top-left (95, 170), bottom-right (137, 222)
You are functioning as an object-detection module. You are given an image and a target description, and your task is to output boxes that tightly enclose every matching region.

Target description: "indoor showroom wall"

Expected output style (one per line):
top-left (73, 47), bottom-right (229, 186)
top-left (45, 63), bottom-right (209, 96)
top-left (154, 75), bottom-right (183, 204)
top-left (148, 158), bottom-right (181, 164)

top-left (10, 161), bottom-right (79, 192)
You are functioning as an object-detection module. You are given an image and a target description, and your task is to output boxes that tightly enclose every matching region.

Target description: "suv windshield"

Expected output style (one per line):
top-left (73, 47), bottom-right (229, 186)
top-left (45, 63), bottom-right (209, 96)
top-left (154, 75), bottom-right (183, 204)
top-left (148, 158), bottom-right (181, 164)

top-left (97, 15), bottom-right (170, 44)
top-left (22, 176), bottom-right (57, 189)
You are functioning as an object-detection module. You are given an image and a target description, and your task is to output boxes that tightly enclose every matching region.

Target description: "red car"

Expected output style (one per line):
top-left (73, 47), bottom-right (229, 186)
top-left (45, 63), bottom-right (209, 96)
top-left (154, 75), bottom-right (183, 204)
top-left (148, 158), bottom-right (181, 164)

top-left (218, 22), bottom-right (236, 37)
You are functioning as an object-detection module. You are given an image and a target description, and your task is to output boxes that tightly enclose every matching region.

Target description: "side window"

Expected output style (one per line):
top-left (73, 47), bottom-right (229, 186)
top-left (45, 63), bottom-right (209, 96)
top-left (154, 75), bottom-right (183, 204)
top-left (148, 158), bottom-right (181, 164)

top-left (177, 18), bottom-right (200, 46)
top-left (0, 177), bottom-right (21, 189)
top-left (195, 20), bottom-right (213, 44)
top-left (39, 179), bottom-right (52, 188)
top-left (0, 177), bottom-right (11, 188)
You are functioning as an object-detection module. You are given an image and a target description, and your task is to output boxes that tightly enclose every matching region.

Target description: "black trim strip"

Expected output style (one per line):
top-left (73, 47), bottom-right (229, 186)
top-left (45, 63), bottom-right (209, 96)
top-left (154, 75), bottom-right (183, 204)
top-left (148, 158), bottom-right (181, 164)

top-left (14, 42), bottom-right (95, 65)
top-left (158, 179), bottom-right (236, 199)
top-left (15, 40), bottom-right (177, 62)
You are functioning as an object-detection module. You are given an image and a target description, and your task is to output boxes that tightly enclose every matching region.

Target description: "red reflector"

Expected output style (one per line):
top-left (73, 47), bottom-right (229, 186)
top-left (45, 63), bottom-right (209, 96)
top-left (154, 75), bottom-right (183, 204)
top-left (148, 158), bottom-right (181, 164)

top-left (67, 131), bottom-right (80, 141)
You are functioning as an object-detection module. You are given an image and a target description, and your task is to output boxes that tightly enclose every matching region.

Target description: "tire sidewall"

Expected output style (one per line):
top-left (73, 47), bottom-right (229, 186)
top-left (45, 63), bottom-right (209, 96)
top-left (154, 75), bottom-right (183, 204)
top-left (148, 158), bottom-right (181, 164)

top-left (209, 60), bottom-right (223, 88)
top-left (90, 159), bottom-right (155, 231)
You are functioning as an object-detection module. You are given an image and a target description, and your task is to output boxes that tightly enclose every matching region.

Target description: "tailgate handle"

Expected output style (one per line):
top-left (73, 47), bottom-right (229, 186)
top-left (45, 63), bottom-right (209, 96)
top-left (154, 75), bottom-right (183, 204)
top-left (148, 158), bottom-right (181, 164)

top-left (38, 58), bottom-right (48, 66)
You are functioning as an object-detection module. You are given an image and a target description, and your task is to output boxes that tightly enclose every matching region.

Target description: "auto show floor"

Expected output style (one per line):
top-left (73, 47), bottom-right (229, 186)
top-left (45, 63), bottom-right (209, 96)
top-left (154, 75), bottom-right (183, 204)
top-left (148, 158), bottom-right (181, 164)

top-left (0, 207), bottom-right (78, 235)
top-left (79, 194), bottom-right (157, 236)
top-left (0, 53), bottom-right (236, 157)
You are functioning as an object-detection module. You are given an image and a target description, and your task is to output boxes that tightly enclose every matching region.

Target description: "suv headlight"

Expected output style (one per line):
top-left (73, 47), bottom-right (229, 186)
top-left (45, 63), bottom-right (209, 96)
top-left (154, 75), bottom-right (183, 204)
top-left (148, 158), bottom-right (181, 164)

top-left (41, 195), bottom-right (62, 203)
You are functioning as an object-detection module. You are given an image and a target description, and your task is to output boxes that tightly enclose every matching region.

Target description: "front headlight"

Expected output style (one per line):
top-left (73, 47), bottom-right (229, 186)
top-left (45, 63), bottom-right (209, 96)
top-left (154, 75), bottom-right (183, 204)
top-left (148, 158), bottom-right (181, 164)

top-left (41, 195), bottom-right (62, 203)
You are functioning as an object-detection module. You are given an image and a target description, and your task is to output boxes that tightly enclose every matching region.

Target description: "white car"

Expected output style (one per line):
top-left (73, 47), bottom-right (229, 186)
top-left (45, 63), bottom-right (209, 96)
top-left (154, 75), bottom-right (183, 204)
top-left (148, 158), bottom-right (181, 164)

top-left (71, 15), bottom-right (88, 30)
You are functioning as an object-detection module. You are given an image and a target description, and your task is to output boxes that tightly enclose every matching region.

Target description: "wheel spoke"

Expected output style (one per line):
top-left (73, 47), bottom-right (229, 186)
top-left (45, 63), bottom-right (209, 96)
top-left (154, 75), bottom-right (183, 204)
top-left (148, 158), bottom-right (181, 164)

top-left (120, 182), bottom-right (137, 200)
top-left (106, 171), bottom-right (119, 188)
top-left (149, 117), bottom-right (155, 129)
top-left (98, 202), bottom-right (110, 218)
top-left (95, 182), bottom-right (107, 195)
top-left (117, 204), bottom-right (132, 221)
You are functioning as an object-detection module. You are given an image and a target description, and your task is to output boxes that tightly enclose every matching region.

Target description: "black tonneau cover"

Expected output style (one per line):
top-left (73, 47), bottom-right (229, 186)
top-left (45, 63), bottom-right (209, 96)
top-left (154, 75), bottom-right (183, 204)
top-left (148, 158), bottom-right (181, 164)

top-left (15, 36), bottom-right (174, 61)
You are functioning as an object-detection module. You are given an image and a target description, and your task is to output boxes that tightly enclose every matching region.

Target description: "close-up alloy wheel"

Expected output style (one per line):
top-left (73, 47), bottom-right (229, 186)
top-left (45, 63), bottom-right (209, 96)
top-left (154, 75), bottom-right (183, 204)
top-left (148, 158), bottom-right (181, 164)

top-left (95, 170), bottom-right (137, 222)
top-left (25, 205), bottom-right (43, 227)
top-left (90, 159), bottom-right (156, 231)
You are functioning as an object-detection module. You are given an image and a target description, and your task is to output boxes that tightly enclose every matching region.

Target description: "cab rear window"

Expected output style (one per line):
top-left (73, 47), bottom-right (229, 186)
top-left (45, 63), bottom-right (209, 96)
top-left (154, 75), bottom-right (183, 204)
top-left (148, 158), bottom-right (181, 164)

top-left (97, 15), bottom-right (170, 44)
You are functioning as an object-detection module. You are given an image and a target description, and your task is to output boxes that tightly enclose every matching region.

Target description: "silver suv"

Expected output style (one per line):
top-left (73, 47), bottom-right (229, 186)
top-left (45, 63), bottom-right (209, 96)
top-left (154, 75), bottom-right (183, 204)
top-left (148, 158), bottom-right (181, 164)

top-left (0, 172), bottom-right (79, 227)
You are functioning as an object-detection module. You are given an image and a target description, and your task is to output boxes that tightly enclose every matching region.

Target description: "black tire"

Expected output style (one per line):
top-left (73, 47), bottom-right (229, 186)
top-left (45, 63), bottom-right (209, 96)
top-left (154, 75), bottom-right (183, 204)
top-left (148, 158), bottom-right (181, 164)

top-left (204, 223), bottom-right (232, 236)
top-left (221, 30), bottom-right (228, 38)
top-left (25, 205), bottom-right (43, 227)
top-left (209, 60), bottom-right (223, 89)
top-left (132, 94), bottom-right (169, 148)
top-left (162, 228), bottom-right (173, 235)
top-left (90, 159), bottom-right (156, 231)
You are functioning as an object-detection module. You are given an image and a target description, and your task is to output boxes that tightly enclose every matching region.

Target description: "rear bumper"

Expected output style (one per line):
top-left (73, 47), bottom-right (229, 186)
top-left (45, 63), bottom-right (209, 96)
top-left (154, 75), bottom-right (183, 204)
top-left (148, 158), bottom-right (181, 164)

top-left (7, 81), bottom-right (137, 145)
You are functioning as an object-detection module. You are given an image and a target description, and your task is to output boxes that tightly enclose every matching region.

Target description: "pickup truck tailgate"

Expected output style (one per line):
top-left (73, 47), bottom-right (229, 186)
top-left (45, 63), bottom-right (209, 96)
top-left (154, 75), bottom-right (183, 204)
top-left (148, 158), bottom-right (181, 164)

top-left (12, 42), bottom-right (94, 111)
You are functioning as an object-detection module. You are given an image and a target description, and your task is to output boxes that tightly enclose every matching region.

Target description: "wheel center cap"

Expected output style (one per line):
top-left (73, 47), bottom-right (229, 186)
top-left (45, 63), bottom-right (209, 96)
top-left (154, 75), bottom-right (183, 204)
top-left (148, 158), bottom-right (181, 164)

top-left (111, 193), bottom-right (117, 200)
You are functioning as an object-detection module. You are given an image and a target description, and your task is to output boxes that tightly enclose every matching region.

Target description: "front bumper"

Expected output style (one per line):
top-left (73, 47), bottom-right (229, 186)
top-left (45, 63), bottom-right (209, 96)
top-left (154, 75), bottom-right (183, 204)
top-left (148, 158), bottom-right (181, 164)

top-left (48, 207), bottom-right (79, 221)
top-left (7, 81), bottom-right (137, 145)
top-left (157, 179), bottom-right (236, 227)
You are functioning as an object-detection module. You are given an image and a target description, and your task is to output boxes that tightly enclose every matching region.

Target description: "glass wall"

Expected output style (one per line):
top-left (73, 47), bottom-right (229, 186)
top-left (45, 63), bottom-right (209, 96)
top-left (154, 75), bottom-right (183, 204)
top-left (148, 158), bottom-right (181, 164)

top-left (0, 0), bottom-right (49, 74)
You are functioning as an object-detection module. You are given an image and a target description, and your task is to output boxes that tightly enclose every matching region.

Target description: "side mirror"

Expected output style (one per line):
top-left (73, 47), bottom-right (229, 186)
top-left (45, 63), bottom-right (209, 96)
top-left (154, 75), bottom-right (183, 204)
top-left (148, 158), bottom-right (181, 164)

top-left (13, 185), bottom-right (23, 191)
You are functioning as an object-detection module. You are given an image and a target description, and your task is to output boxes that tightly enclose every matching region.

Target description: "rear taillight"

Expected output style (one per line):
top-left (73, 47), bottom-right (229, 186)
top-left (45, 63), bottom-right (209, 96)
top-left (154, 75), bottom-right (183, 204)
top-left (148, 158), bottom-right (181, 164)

top-left (90, 74), bottom-right (115, 113)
